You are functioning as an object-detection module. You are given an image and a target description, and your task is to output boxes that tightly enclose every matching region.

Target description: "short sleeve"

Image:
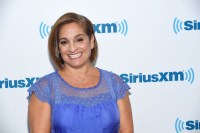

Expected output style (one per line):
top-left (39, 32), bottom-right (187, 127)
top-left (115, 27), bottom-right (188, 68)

top-left (27, 76), bottom-right (52, 105)
top-left (111, 73), bottom-right (131, 100)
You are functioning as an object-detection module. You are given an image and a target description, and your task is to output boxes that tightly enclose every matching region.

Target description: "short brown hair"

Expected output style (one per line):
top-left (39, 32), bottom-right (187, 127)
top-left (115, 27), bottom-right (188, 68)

top-left (48, 12), bottom-right (98, 69)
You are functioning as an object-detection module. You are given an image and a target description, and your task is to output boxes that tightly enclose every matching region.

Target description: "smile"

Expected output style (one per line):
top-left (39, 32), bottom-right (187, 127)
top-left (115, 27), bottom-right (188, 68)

top-left (68, 53), bottom-right (82, 59)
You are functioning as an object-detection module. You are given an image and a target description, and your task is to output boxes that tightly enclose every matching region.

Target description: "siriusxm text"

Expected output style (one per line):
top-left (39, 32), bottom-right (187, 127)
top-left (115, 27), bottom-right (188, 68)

top-left (120, 71), bottom-right (184, 83)
top-left (184, 20), bottom-right (200, 30)
top-left (93, 23), bottom-right (117, 33)
top-left (186, 120), bottom-right (200, 130)
top-left (0, 77), bottom-right (39, 88)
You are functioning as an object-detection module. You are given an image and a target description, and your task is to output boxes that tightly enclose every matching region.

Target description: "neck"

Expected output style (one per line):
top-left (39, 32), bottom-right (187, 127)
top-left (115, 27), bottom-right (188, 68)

top-left (62, 64), bottom-right (94, 78)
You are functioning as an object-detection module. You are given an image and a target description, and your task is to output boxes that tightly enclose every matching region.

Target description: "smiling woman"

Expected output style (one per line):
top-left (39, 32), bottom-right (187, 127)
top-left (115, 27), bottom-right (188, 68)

top-left (48, 12), bottom-right (98, 69)
top-left (27, 12), bottom-right (133, 133)
top-left (58, 23), bottom-right (94, 69)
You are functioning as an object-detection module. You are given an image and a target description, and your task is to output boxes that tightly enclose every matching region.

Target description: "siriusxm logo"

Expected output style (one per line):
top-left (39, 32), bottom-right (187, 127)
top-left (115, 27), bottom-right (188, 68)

top-left (39, 22), bottom-right (52, 39)
top-left (93, 19), bottom-right (128, 36)
top-left (39, 19), bottom-right (128, 39)
top-left (0, 77), bottom-right (39, 89)
top-left (173, 17), bottom-right (200, 34)
top-left (175, 118), bottom-right (200, 133)
top-left (120, 68), bottom-right (194, 84)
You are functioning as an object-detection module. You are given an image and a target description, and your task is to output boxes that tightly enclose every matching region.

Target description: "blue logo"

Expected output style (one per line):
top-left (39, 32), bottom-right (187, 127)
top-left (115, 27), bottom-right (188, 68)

top-left (173, 17), bottom-right (200, 34)
top-left (93, 19), bottom-right (128, 36)
top-left (120, 67), bottom-right (194, 84)
top-left (39, 22), bottom-right (52, 39)
top-left (0, 77), bottom-right (39, 89)
top-left (39, 19), bottom-right (128, 39)
top-left (175, 118), bottom-right (200, 133)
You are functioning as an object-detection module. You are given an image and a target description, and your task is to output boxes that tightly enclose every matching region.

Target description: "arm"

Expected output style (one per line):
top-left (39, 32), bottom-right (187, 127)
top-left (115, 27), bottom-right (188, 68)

top-left (28, 93), bottom-right (51, 133)
top-left (117, 92), bottom-right (134, 133)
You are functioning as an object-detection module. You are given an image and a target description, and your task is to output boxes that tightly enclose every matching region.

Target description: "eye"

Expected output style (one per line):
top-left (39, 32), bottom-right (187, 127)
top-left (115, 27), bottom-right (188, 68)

top-left (59, 40), bottom-right (68, 45)
top-left (76, 38), bottom-right (84, 42)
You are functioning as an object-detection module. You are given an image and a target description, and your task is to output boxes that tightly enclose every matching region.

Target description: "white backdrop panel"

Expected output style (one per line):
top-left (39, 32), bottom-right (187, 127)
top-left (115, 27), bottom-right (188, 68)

top-left (0, 0), bottom-right (200, 133)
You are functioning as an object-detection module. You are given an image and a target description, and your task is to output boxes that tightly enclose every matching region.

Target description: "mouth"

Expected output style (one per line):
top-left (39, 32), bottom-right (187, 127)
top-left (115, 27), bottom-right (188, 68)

top-left (68, 53), bottom-right (82, 59)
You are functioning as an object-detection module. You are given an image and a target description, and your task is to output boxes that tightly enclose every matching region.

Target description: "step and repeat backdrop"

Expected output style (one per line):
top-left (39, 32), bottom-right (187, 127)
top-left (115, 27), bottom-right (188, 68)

top-left (0, 0), bottom-right (200, 132)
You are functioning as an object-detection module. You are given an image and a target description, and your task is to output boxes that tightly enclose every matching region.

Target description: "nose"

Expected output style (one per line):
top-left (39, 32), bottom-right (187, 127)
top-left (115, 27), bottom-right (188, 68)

top-left (68, 43), bottom-right (76, 52)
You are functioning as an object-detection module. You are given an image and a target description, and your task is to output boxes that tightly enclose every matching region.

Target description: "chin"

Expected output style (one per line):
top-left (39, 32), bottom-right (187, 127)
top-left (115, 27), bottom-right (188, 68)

top-left (64, 57), bottom-right (91, 68)
top-left (66, 62), bottom-right (88, 68)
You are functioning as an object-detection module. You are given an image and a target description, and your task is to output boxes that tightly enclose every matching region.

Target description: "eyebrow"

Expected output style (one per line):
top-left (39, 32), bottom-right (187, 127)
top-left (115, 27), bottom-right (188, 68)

top-left (59, 34), bottom-right (86, 41)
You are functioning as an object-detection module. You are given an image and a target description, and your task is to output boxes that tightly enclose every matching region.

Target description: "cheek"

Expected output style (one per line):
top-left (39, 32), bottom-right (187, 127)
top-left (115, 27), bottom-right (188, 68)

top-left (59, 45), bottom-right (67, 53)
top-left (77, 44), bottom-right (89, 51)
top-left (59, 48), bottom-right (64, 53)
top-left (84, 42), bottom-right (93, 50)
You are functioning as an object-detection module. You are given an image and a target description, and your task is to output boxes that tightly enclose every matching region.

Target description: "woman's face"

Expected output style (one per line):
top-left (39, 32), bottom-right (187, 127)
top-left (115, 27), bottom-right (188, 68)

top-left (58, 22), bottom-right (94, 68)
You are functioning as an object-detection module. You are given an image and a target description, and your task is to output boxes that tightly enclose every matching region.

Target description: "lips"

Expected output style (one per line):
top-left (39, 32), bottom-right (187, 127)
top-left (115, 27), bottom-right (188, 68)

top-left (68, 53), bottom-right (82, 59)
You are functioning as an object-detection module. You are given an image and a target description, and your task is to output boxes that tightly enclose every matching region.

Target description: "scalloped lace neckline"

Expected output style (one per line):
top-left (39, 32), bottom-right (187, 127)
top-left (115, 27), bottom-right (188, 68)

top-left (56, 68), bottom-right (102, 90)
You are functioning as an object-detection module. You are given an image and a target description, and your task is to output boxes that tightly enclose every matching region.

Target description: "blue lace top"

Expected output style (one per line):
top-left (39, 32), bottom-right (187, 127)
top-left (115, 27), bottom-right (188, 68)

top-left (27, 68), bottom-right (130, 133)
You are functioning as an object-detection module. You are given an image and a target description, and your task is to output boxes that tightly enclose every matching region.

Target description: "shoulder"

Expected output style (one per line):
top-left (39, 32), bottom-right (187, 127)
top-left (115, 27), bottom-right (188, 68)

top-left (99, 68), bottom-right (116, 77)
top-left (98, 68), bottom-right (126, 84)
top-left (29, 71), bottom-right (57, 90)
top-left (99, 68), bottom-right (130, 100)
top-left (36, 71), bottom-right (57, 83)
top-left (43, 71), bottom-right (57, 79)
top-left (27, 71), bottom-right (57, 105)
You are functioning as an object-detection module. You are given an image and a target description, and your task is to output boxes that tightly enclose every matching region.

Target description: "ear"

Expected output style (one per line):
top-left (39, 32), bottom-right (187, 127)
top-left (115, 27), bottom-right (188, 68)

top-left (90, 35), bottom-right (95, 49)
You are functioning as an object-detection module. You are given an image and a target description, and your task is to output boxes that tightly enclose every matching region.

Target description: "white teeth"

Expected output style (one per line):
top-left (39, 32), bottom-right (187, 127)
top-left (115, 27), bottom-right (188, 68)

top-left (68, 53), bottom-right (81, 59)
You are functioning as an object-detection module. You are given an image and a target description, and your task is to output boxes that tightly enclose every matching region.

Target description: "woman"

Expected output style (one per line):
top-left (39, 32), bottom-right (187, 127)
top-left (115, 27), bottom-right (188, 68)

top-left (28, 12), bottom-right (133, 133)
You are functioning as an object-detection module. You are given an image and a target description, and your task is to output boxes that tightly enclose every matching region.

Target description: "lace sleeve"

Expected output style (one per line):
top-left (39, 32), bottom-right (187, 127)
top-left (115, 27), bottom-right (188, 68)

top-left (111, 72), bottom-right (131, 100)
top-left (27, 76), bottom-right (52, 105)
